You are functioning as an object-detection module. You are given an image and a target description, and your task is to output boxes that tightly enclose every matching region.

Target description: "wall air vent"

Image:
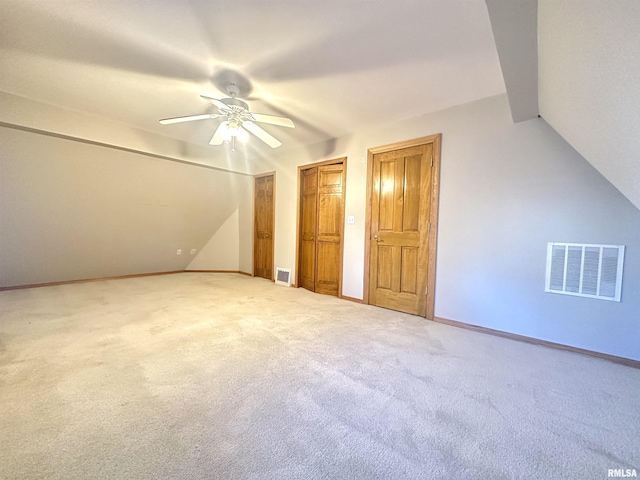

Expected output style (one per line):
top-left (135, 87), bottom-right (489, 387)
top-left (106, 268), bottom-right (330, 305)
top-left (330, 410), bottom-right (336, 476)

top-left (545, 243), bottom-right (625, 302)
top-left (275, 267), bottom-right (292, 287)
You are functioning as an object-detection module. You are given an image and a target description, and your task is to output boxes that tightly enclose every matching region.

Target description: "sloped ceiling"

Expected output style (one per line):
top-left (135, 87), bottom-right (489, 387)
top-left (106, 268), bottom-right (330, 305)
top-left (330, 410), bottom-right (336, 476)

top-left (0, 0), bottom-right (505, 159)
top-left (2, 1), bottom-right (637, 211)
top-left (485, 0), bottom-right (640, 211)
top-left (538, 0), bottom-right (640, 211)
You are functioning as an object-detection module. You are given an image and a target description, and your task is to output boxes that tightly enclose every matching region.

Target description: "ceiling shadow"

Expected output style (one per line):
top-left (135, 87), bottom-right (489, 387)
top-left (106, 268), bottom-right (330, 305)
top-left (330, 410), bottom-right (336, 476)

top-left (245, 2), bottom-right (482, 82)
top-left (2, 2), bottom-right (208, 81)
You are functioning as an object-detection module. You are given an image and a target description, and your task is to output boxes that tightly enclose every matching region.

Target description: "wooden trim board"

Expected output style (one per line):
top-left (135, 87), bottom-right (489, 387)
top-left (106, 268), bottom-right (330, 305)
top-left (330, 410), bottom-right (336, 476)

top-left (0, 270), bottom-right (255, 291)
top-left (0, 270), bottom-right (184, 291)
top-left (339, 295), bottom-right (364, 304)
top-left (184, 270), bottom-right (252, 276)
top-left (433, 316), bottom-right (640, 369)
top-left (426, 134), bottom-right (442, 319)
top-left (0, 122), bottom-right (252, 177)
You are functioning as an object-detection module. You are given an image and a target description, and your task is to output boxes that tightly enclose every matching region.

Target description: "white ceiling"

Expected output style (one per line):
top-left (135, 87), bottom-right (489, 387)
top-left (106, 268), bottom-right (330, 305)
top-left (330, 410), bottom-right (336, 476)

top-left (538, 0), bottom-right (640, 211)
top-left (0, 0), bottom-right (505, 157)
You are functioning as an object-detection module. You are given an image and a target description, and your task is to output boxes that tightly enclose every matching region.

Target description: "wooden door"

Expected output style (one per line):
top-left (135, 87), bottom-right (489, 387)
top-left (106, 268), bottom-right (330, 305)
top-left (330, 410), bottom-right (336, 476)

top-left (298, 161), bottom-right (345, 295)
top-left (254, 174), bottom-right (274, 280)
top-left (300, 168), bottom-right (317, 291)
top-left (369, 144), bottom-right (432, 315)
top-left (315, 164), bottom-right (345, 295)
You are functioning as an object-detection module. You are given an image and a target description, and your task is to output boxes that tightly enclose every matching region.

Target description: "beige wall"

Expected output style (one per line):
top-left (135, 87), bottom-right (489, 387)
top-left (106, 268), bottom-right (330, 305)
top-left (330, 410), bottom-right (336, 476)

top-left (0, 92), bottom-right (254, 287)
top-left (187, 208), bottom-right (242, 272)
top-left (0, 125), bottom-right (252, 287)
top-left (0, 91), bottom-right (254, 175)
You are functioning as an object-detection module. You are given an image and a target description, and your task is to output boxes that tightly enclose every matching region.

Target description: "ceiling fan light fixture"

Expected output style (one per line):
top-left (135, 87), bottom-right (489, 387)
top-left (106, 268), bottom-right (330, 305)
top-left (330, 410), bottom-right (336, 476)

top-left (161, 92), bottom-right (294, 149)
top-left (237, 127), bottom-right (249, 143)
top-left (224, 123), bottom-right (239, 140)
top-left (222, 119), bottom-right (249, 142)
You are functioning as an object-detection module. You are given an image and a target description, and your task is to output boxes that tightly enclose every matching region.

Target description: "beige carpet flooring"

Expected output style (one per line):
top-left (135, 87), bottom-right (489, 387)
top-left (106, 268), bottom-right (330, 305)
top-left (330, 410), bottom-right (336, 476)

top-left (0, 273), bottom-right (638, 479)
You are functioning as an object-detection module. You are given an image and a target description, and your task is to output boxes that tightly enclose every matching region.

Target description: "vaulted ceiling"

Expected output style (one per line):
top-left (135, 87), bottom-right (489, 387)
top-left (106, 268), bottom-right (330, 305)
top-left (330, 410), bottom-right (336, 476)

top-left (0, 0), bottom-right (505, 155)
top-left (1, 0), bottom-right (639, 210)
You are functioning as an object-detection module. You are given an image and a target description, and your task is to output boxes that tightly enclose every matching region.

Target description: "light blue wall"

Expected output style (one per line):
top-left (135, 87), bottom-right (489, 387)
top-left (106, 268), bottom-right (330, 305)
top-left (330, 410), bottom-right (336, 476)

top-left (434, 99), bottom-right (640, 360)
top-left (254, 94), bottom-right (640, 361)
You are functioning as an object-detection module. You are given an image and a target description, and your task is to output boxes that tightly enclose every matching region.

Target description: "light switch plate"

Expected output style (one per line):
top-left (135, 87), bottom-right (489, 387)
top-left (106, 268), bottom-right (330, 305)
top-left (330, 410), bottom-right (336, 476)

top-left (347, 215), bottom-right (355, 224)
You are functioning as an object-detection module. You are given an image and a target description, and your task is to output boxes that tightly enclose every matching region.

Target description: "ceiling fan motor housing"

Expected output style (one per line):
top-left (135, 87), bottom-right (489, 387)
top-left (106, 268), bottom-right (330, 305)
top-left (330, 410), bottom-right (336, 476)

top-left (221, 97), bottom-right (249, 113)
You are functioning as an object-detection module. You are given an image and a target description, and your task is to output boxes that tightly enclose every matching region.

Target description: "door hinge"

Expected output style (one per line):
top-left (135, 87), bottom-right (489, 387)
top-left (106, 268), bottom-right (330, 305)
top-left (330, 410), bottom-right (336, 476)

top-left (427, 222), bottom-right (431, 232)
top-left (430, 157), bottom-right (433, 167)
top-left (425, 286), bottom-right (428, 295)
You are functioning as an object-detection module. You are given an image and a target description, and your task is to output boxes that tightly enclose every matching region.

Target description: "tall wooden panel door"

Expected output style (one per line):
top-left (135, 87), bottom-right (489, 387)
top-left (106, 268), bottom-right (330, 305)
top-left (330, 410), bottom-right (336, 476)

top-left (300, 168), bottom-right (317, 291)
top-left (369, 144), bottom-right (433, 315)
top-left (298, 161), bottom-right (345, 296)
top-left (254, 174), bottom-right (274, 280)
top-left (315, 164), bottom-right (345, 295)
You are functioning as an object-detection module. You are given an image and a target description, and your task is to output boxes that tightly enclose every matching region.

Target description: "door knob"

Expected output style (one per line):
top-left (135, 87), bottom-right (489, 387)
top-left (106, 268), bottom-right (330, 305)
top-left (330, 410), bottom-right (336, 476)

top-left (373, 234), bottom-right (383, 242)
top-left (265, 234), bottom-right (269, 238)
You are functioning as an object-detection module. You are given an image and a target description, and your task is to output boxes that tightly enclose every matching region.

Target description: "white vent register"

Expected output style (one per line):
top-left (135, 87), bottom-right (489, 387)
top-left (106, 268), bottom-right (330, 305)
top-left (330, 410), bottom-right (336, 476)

top-left (545, 243), bottom-right (625, 302)
top-left (275, 267), bottom-right (292, 287)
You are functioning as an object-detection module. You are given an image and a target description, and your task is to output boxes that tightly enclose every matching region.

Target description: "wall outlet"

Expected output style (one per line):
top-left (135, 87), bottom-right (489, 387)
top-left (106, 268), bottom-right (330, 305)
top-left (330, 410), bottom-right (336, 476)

top-left (176, 249), bottom-right (182, 255)
top-left (190, 249), bottom-right (197, 255)
top-left (347, 215), bottom-right (355, 224)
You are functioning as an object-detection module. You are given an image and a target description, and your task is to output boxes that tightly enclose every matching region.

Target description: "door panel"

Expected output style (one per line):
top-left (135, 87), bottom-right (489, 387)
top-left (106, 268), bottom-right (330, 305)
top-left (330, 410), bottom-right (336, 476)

top-left (254, 175), bottom-right (274, 280)
top-left (300, 168), bottom-right (317, 291)
top-left (369, 144), bottom-right (432, 315)
top-left (403, 155), bottom-right (422, 232)
top-left (379, 160), bottom-right (397, 231)
top-left (376, 245), bottom-right (393, 290)
top-left (400, 247), bottom-right (418, 294)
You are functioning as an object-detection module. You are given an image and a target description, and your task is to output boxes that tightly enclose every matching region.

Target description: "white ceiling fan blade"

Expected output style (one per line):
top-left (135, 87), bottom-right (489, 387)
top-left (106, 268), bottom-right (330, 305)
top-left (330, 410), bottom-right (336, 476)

top-left (159, 113), bottom-right (217, 125)
top-left (210, 121), bottom-right (228, 145)
top-left (250, 113), bottom-right (295, 128)
top-left (242, 121), bottom-right (282, 148)
top-left (200, 95), bottom-right (229, 111)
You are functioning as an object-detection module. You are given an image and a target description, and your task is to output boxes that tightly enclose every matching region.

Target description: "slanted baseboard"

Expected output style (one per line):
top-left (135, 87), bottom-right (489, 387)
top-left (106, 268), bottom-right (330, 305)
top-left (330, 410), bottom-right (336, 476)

top-left (0, 270), bottom-right (255, 291)
top-left (433, 316), bottom-right (640, 369)
top-left (339, 295), bottom-right (364, 304)
top-left (185, 270), bottom-right (252, 276)
top-left (0, 270), bottom-right (184, 291)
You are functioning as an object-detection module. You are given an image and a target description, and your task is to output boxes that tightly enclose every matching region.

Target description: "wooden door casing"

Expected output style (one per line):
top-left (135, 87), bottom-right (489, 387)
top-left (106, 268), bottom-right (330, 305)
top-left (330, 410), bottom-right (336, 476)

top-left (369, 143), bottom-right (433, 316)
top-left (254, 174), bottom-right (274, 280)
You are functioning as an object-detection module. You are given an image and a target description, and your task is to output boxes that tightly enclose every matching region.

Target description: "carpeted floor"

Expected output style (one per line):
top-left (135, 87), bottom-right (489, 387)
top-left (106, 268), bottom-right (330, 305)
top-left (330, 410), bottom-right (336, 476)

top-left (0, 273), bottom-right (638, 479)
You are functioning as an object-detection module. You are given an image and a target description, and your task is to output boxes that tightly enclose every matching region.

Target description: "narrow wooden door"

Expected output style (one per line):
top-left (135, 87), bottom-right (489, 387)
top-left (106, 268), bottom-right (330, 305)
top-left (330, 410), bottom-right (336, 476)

top-left (369, 144), bottom-right (432, 315)
top-left (254, 175), bottom-right (274, 280)
top-left (300, 168), bottom-right (317, 291)
top-left (315, 164), bottom-right (345, 295)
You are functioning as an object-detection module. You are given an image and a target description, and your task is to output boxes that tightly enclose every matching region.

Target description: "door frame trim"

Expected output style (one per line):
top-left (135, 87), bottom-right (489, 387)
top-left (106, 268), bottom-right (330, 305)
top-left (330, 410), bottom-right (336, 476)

top-left (294, 157), bottom-right (347, 295)
top-left (363, 134), bottom-right (441, 319)
top-left (253, 171), bottom-right (276, 280)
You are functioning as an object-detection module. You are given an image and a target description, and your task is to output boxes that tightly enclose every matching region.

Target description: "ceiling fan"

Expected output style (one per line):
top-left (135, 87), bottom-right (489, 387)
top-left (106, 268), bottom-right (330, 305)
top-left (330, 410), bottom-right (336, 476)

top-left (159, 84), bottom-right (294, 149)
